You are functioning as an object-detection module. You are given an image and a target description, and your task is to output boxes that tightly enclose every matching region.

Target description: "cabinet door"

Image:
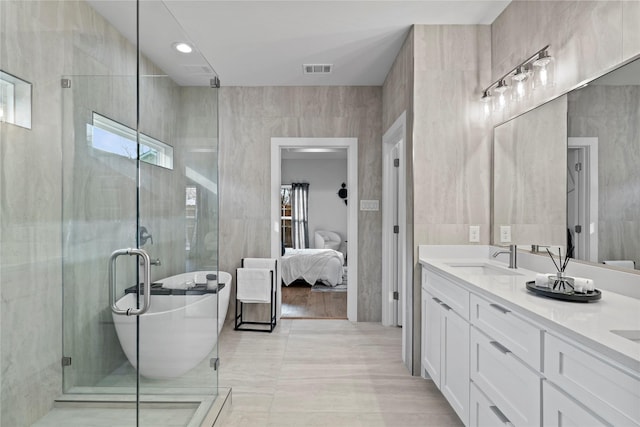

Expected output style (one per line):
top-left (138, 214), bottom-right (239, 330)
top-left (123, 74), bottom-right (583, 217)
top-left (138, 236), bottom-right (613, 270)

top-left (422, 289), bottom-right (441, 387)
top-left (543, 381), bottom-right (609, 427)
top-left (470, 382), bottom-right (514, 427)
top-left (441, 307), bottom-right (470, 426)
top-left (470, 327), bottom-right (542, 427)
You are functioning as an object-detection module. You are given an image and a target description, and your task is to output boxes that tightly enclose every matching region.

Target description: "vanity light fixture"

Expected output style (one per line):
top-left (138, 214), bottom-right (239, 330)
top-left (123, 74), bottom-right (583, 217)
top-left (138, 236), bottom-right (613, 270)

top-left (480, 89), bottom-right (492, 118)
top-left (173, 42), bottom-right (193, 54)
top-left (494, 79), bottom-right (509, 111)
top-left (480, 45), bottom-right (554, 115)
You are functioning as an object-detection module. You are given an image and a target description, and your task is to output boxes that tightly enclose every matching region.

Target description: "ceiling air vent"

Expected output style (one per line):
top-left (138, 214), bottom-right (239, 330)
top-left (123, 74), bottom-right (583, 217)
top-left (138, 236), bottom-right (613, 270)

top-left (303, 64), bottom-right (332, 74)
top-left (183, 64), bottom-right (214, 75)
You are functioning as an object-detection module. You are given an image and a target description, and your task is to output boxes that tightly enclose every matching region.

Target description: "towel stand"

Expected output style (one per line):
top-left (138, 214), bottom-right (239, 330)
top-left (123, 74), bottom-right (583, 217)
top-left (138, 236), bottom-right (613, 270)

top-left (234, 258), bottom-right (277, 332)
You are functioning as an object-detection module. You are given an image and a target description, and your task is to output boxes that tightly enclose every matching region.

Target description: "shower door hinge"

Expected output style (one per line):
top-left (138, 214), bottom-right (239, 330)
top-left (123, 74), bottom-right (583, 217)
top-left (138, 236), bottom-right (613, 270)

top-left (394, 158), bottom-right (400, 167)
top-left (210, 357), bottom-right (220, 371)
top-left (393, 225), bottom-right (399, 234)
top-left (393, 291), bottom-right (399, 300)
top-left (210, 77), bottom-right (220, 88)
top-left (61, 79), bottom-right (71, 89)
top-left (61, 356), bottom-right (72, 367)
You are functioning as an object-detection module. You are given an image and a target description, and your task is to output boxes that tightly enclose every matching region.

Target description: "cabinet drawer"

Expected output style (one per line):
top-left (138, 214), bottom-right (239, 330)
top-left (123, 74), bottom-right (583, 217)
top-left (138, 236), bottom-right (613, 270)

top-left (470, 293), bottom-right (542, 369)
top-left (470, 381), bottom-right (517, 427)
top-left (471, 327), bottom-right (542, 427)
top-left (545, 333), bottom-right (640, 427)
top-left (423, 269), bottom-right (469, 321)
top-left (542, 381), bottom-right (608, 427)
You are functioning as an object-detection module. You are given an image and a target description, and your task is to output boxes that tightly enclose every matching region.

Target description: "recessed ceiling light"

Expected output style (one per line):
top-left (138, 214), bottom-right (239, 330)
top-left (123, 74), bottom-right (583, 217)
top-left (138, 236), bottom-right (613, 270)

top-left (173, 42), bottom-right (193, 54)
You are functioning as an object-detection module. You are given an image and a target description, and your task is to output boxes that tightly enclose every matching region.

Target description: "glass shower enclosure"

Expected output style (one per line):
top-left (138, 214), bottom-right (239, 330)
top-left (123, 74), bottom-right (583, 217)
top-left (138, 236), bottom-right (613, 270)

top-left (59, 1), bottom-right (220, 425)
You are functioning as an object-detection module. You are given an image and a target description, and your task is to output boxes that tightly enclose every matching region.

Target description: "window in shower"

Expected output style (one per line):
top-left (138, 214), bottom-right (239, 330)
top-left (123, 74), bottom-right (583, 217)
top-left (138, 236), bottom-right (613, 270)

top-left (0, 70), bottom-right (31, 129)
top-left (87, 112), bottom-right (174, 169)
top-left (186, 186), bottom-right (198, 251)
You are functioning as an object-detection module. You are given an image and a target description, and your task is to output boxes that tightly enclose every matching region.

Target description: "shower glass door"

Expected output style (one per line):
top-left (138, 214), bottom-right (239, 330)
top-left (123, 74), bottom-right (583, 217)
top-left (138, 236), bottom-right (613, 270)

top-left (61, 72), bottom-right (139, 424)
top-left (61, 1), bottom-right (220, 425)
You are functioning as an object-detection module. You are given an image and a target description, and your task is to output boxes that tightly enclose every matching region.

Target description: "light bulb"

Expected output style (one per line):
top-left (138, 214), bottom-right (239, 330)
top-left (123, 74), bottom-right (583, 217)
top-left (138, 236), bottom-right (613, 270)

top-left (512, 66), bottom-right (529, 100)
top-left (493, 80), bottom-right (509, 111)
top-left (532, 50), bottom-right (554, 89)
top-left (480, 90), bottom-right (492, 118)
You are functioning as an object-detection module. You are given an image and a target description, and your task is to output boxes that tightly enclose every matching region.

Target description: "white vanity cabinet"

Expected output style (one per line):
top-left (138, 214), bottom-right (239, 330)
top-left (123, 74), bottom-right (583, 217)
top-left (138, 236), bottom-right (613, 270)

top-left (422, 268), bottom-right (470, 425)
top-left (544, 333), bottom-right (640, 426)
top-left (469, 293), bottom-right (544, 427)
top-left (420, 258), bottom-right (640, 427)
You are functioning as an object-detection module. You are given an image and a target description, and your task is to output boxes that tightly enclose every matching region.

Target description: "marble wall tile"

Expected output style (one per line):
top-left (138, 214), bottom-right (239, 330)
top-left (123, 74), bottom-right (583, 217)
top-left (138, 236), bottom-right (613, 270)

top-left (218, 86), bottom-right (383, 322)
top-left (623, 1), bottom-right (640, 60)
top-left (493, 95), bottom-right (567, 246)
top-left (382, 29), bottom-right (414, 131)
top-left (412, 25), bottom-right (492, 245)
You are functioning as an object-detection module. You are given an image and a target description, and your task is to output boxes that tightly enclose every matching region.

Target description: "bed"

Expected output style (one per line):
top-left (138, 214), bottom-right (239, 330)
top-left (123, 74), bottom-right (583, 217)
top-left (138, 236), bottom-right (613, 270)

top-left (281, 248), bottom-right (345, 287)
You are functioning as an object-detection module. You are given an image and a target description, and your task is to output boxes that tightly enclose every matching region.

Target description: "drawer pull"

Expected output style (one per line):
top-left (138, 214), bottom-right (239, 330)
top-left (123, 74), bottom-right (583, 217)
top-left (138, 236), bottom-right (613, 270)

top-left (440, 303), bottom-right (452, 311)
top-left (489, 340), bottom-right (511, 354)
top-left (490, 405), bottom-right (513, 425)
top-left (489, 303), bottom-right (510, 314)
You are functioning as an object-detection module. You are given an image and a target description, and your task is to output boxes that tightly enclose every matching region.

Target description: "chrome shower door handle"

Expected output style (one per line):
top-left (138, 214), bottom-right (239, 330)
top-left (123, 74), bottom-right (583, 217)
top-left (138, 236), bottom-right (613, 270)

top-left (109, 248), bottom-right (151, 316)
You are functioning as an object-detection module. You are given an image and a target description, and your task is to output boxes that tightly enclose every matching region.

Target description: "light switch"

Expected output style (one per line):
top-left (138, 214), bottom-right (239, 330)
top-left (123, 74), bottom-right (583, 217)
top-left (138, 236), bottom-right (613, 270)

top-left (469, 225), bottom-right (480, 243)
top-left (500, 225), bottom-right (511, 243)
top-left (360, 200), bottom-right (379, 211)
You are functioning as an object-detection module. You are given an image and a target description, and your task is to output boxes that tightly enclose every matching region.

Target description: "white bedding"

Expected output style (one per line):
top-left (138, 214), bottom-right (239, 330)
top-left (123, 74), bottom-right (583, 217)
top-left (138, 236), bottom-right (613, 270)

top-left (281, 248), bottom-right (344, 287)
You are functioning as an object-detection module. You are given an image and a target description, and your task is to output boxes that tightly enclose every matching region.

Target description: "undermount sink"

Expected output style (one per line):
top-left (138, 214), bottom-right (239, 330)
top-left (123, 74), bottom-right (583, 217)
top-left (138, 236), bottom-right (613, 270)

top-left (610, 330), bottom-right (640, 344)
top-left (445, 262), bottom-right (523, 276)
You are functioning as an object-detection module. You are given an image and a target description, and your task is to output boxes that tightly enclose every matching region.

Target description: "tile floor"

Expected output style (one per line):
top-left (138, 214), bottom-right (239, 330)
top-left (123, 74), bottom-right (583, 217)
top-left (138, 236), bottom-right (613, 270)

top-left (216, 319), bottom-right (462, 427)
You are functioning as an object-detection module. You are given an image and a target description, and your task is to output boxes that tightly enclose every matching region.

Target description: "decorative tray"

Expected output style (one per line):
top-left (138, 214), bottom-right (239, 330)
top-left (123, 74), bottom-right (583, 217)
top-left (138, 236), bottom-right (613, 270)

top-left (525, 281), bottom-right (601, 303)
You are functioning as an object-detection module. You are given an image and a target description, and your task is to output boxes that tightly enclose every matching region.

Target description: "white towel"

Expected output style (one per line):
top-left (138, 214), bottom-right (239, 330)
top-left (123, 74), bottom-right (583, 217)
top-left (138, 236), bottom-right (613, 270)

top-left (243, 258), bottom-right (276, 271)
top-left (603, 260), bottom-right (635, 269)
top-left (237, 268), bottom-right (272, 303)
top-left (573, 277), bottom-right (595, 293)
top-left (535, 273), bottom-right (551, 288)
top-left (162, 280), bottom-right (195, 290)
top-left (193, 272), bottom-right (207, 285)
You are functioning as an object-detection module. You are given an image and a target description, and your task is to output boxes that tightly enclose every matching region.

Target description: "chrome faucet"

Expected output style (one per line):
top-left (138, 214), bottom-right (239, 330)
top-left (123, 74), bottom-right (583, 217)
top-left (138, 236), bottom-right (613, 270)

top-left (492, 244), bottom-right (517, 269)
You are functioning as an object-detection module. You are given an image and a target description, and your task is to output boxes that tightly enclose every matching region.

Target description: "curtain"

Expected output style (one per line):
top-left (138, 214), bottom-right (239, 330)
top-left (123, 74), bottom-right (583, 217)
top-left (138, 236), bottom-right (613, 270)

top-left (291, 182), bottom-right (310, 249)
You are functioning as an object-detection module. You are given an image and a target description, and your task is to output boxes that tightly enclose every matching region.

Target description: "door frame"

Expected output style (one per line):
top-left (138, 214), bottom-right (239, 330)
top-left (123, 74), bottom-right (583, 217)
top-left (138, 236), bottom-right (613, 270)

top-left (382, 112), bottom-right (407, 328)
top-left (270, 137), bottom-right (358, 321)
top-left (567, 137), bottom-right (598, 263)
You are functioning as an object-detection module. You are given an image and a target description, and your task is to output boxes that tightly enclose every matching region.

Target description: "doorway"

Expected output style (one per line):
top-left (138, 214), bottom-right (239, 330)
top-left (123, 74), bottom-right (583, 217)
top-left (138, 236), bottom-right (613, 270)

top-left (567, 137), bottom-right (599, 263)
top-left (271, 138), bottom-right (358, 321)
top-left (382, 112), bottom-right (409, 365)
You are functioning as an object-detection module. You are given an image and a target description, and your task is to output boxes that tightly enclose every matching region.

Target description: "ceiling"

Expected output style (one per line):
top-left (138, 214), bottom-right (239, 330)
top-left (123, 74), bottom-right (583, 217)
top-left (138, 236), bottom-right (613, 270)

top-left (87, 0), bottom-right (510, 87)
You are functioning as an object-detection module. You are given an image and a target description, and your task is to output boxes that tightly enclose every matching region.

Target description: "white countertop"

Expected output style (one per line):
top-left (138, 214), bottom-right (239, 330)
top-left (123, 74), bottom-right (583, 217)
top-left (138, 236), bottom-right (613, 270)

top-left (419, 256), bottom-right (640, 374)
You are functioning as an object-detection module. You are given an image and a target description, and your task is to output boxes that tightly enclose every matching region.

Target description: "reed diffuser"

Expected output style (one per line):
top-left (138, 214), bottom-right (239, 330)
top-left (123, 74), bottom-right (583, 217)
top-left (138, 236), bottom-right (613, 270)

top-left (546, 248), bottom-right (574, 292)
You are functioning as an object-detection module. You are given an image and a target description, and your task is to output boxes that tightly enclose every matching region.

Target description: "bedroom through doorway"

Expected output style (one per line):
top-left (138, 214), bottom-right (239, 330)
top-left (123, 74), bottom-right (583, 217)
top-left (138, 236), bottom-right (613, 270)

top-left (271, 138), bottom-right (358, 321)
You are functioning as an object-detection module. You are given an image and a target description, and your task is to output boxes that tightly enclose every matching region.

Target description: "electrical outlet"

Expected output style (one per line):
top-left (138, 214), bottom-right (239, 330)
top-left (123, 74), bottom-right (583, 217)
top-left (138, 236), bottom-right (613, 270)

top-left (469, 225), bottom-right (480, 243)
top-left (500, 225), bottom-right (512, 243)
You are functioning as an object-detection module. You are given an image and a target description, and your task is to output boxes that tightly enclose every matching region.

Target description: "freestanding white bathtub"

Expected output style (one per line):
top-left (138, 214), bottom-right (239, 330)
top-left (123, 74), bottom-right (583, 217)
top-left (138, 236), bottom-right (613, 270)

top-left (112, 271), bottom-right (231, 379)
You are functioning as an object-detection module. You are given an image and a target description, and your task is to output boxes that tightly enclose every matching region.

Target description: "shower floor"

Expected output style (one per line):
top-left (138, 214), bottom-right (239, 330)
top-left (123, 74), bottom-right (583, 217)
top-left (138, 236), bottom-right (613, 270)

top-left (33, 347), bottom-right (230, 427)
top-left (32, 388), bottom-right (231, 427)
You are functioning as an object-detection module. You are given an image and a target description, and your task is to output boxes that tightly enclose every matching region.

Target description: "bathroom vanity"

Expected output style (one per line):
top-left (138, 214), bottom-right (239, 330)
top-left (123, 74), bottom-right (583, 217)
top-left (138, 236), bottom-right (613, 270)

top-left (420, 250), bottom-right (640, 427)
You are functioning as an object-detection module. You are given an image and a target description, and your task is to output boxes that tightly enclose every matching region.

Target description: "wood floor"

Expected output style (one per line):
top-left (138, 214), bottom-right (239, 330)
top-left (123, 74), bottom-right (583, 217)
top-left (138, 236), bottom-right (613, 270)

top-left (216, 319), bottom-right (463, 427)
top-left (281, 282), bottom-right (347, 319)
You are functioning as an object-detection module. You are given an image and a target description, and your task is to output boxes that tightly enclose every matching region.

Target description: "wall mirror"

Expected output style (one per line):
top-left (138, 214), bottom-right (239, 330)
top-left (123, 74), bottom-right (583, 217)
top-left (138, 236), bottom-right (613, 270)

top-left (492, 56), bottom-right (640, 272)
